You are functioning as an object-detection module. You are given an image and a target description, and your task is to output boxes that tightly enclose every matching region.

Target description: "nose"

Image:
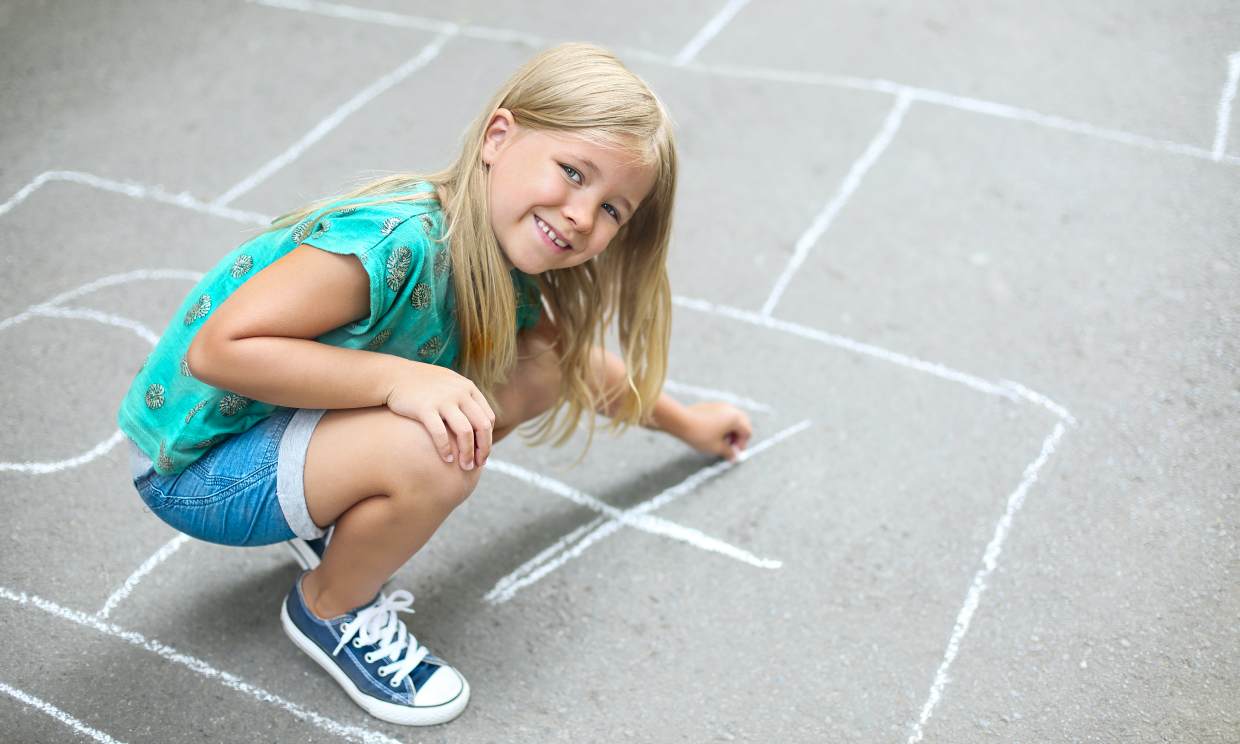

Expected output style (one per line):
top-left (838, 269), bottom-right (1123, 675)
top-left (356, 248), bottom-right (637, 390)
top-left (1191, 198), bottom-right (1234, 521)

top-left (561, 193), bottom-right (595, 236)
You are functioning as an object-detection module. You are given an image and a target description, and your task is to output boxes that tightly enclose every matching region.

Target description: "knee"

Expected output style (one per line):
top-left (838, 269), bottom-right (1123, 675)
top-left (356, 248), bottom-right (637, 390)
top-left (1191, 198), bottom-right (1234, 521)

top-left (378, 412), bottom-right (483, 511)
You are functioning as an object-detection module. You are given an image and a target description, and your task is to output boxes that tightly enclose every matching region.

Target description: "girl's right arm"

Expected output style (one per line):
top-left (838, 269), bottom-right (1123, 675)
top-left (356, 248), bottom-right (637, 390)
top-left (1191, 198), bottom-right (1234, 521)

top-left (186, 245), bottom-right (494, 470)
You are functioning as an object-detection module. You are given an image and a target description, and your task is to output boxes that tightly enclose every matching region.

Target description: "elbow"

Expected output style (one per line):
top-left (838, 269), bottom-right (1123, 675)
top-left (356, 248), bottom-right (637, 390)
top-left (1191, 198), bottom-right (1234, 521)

top-left (186, 329), bottom-right (226, 388)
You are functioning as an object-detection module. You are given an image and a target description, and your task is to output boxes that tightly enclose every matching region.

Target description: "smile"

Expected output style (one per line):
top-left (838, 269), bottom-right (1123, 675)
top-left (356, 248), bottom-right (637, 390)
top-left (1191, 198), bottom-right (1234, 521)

top-left (534, 216), bottom-right (572, 250)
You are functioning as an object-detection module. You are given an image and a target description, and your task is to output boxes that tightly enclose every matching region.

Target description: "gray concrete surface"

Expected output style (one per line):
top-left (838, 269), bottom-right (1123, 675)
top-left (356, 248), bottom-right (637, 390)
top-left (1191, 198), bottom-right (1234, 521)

top-left (2, 1), bottom-right (1238, 742)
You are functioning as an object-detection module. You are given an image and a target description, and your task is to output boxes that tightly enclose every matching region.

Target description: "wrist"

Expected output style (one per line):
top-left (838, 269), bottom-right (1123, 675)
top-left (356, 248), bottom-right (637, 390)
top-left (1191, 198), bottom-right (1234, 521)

top-left (650, 394), bottom-right (692, 440)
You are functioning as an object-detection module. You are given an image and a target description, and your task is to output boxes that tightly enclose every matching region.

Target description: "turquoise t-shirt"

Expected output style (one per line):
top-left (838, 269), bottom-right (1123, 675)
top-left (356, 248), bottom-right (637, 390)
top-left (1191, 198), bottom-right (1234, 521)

top-left (118, 183), bottom-right (542, 474)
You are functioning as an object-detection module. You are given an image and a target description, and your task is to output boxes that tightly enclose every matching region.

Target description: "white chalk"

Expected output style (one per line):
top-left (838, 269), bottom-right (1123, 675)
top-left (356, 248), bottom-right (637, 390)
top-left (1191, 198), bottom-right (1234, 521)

top-left (0, 680), bottom-right (127, 744)
top-left (212, 31), bottom-right (455, 207)
top-left (663, 379), bottom-right (773, 413)
top-left (0, 586), bottom-right (402, 744)
top-left (906, 421), bottom-right (1067, 743)
top-left (486, 459), bottom-right (782, 569)
top-left (1213, 52), bottom-right (1240, 161)
top-left (0, 270), bottom-right (201, 476)
top-left (96, 534), bottom-right (191, 620)
top-left (762, 92), bottom-right (913, 316)
top-left (485, 420), bottom-right (809, 604)
top-left (0, 170), bottom-right (270, 224)
top-left (673, 0), bottom-right (750, 66)
top-left (675, 295), bottom-right (1021, 401)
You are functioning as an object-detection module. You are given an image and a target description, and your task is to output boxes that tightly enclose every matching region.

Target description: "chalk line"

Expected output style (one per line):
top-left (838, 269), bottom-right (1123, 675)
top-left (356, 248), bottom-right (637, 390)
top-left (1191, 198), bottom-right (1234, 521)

top-left (663, 379), bottom-right (773, 413)
top-left (0, 680), bottom-right (127, 744)
top-left (38, 269), bottom-right (206, 310)
top-left (244, 0), bottom-right (1240, 168)
top-left (0, 170), bottom-right (270, 224)
top-left (675, 295), bottom-right (1021, 402)
top-left (673, 0), bottom-right (749, 66)
top-left (485, 420), bottom-right (810, 604)
top-left (212, 31), bottom-right (455, 207)
top-left (486, 459), bottom-right (781, 569)
top-left (0, 586), bottom-right (402, 744)
top-left (96, 534), bottom-right (191, 620)
top-left (484, 516), bottom-right (607, 603)
top-left (999, 380), bottom-right (1076, 425)
top-left (681, 62), bottom-right (1240, 167)
top-left (1213, 51), bottom-right (1240, 160)
top-left (30, 305), bottom-right (161, 346)
top-left (250, 0), bottom-right (457, 34)
top-left (906, 420), bottom-right (1067, 743)
top-left (762, 92), bottom-right (912, 316)
top-left (0, 270), bottom-right (202, 476)
top-left (249, 0), bottom-right (543, 46)
top-left (0, 430), bottom-right (126, 476)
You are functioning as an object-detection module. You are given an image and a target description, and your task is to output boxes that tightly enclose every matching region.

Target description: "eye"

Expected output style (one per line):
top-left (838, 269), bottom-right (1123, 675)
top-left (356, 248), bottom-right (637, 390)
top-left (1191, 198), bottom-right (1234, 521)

top-left (602, 203), bottom-right (620, 221)
top-left (559, 163), bottom-right (582, 184)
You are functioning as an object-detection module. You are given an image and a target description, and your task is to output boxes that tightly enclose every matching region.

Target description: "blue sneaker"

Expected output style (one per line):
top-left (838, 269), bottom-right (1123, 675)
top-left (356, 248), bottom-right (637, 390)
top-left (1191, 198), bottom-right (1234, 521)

top-left (284, 526), bottom-right (334, 570)
top-left (281, 573), bottom-right (470, 726)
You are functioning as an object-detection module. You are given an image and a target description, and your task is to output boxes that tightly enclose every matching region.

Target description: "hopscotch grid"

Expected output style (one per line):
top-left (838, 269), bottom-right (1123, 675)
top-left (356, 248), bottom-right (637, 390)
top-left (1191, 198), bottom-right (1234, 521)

top-left (0, 0), bottom-right (1100, 733)
top-left (3, 168), bottom-right (1076, 740)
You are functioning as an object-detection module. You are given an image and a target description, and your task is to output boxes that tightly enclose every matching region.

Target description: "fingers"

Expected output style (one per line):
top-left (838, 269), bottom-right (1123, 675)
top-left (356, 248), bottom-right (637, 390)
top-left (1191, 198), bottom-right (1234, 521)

top-left (441, 408), bottom-right (476, 470)
top-left (461, 397), bottom-right (493, 466)
top-left (420, 409), bottom-right (456, 464)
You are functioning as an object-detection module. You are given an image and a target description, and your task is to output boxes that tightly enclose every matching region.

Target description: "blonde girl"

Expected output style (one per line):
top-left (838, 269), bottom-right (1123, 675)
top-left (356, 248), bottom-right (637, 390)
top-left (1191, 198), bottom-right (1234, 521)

top-left (118, 43), bottom-right (752, 726)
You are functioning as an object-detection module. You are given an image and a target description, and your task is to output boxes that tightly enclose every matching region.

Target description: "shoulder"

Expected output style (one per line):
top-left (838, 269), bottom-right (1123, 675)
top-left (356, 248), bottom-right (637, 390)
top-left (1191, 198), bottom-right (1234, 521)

top-left (289, 184), bottom-right (444, 249)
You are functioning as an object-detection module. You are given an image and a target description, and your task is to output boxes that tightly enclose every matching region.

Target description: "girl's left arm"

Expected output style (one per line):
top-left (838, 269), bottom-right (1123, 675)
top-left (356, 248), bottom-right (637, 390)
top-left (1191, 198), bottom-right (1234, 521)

top-left (589, 347), bottom-right (752, 462)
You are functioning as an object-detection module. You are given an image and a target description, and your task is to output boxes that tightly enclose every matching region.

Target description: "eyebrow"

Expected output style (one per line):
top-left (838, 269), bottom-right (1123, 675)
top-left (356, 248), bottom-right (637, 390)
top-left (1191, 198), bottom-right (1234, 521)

top-left (577, 157), bottom-right (635, 215)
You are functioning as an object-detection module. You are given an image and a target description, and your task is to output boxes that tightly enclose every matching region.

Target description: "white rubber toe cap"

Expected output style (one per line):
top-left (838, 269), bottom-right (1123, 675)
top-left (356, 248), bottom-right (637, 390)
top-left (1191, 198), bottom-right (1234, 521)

top-left (413, 666), bottom-right (466, 707)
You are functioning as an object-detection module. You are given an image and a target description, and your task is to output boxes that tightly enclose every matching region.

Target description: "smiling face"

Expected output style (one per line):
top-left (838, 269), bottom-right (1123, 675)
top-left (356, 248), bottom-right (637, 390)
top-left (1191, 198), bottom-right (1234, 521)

top-left (480, 109), bottom-right (659, 275)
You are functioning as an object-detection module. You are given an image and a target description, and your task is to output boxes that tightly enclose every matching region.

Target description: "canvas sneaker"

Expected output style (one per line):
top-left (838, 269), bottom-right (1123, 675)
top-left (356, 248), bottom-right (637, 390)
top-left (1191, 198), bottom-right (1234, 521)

top-left (284, 525), bottom-right (334, 570)
top-left (281, 573), bottom-right (470, 726)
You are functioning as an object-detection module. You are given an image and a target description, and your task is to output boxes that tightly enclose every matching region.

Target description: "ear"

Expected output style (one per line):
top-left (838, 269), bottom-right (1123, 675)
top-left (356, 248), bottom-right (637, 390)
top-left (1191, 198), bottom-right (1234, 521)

top-left (480, 108), bottom-right (517, 166)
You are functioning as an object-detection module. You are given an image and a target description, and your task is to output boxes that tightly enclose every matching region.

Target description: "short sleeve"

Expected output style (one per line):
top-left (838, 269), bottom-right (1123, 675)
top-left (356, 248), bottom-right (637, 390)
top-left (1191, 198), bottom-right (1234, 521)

top-left (297, 202), bottom-right (430, 334)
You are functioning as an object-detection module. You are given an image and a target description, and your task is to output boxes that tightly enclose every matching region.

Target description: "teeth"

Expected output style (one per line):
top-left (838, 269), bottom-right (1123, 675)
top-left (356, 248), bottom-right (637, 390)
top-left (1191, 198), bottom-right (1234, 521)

top-left (536, 217), bottom-right (569, 249)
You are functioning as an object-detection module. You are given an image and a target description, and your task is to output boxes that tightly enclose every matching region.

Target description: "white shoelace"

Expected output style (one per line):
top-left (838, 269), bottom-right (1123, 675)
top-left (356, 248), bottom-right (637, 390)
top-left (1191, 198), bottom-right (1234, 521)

top-left (332, 590), bottom-right (431, 687)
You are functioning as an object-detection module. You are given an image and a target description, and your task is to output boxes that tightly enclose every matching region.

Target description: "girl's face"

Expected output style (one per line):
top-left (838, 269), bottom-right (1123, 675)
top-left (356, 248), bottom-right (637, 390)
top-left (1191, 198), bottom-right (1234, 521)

top-left (480, 109), bottom-right (658, 275)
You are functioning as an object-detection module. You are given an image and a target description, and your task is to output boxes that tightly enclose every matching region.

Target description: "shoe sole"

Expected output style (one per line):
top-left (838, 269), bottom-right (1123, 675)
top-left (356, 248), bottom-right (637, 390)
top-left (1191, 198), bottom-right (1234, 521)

top-left (280, 602), bottom-right (470, 726)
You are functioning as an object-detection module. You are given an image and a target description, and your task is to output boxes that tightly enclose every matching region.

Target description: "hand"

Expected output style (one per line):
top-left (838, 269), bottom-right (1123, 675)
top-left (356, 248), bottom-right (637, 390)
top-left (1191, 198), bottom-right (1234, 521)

top-left (384, 362), bottom-right (495, 470)
top-left (680, 402), bottom-right (752, 463)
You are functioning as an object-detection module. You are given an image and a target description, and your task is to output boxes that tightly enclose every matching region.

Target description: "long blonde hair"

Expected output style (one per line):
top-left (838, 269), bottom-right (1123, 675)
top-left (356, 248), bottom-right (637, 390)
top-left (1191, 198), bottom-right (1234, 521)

top-left (264, 42), bottom-right (677, 454)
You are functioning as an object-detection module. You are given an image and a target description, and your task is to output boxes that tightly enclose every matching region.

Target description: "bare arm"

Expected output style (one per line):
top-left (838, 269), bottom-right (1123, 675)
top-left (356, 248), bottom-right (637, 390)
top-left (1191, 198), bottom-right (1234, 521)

top-left (587, 346), bottom-right (692, 440)
top-left (586, 346), bottom-right (750, 461)
top-left (187, 245), bottom-right (494, 468)
top-left (187, 245), bottom-right (403, 409)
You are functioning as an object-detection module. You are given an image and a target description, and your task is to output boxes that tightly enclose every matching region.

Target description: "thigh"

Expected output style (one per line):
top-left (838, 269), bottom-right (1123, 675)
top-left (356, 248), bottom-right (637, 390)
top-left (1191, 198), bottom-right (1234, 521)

top-left (301, 406), bottom-right (480, 527)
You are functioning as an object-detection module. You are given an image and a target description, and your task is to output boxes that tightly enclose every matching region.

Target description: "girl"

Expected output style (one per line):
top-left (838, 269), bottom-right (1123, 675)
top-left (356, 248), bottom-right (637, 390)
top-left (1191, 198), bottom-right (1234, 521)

top-left (118, 43), bottom-right (752, 727)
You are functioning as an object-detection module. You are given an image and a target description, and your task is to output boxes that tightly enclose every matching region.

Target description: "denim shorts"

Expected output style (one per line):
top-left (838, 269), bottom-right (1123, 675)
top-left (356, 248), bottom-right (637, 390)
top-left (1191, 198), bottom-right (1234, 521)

top-left (129, 408), bottom-right (328, 547)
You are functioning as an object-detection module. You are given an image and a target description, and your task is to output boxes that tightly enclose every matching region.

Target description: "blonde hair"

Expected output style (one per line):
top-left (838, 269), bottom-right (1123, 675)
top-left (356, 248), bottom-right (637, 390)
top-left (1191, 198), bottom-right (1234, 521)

top-left (264, 42), bottom-right (677, 455)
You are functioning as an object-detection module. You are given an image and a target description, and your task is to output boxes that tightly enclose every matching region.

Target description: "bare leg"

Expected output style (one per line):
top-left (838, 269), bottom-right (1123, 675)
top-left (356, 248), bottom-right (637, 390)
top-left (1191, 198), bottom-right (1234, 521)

top-left (299, 328), bottom-right (562, 619)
